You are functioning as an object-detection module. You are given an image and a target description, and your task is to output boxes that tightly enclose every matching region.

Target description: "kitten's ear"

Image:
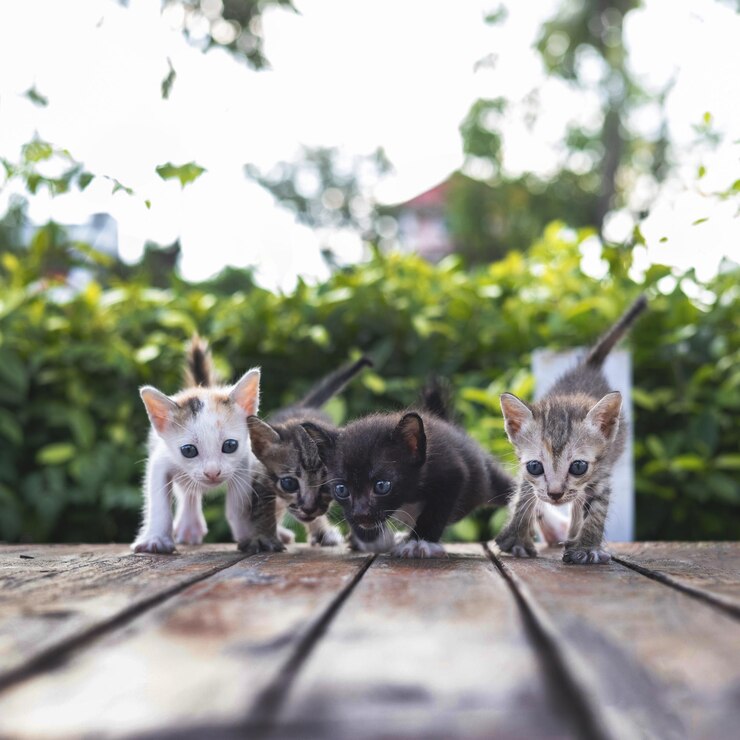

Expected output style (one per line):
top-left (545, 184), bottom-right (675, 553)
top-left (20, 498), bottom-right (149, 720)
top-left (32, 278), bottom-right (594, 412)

top-left (586, 391), bottom-right (622, 440)
top-left (140, 386), bottom-right (178, 434)
top-left (229, 368), bottom-right (260, 416)
top-left (393, 412), bottom-right (426, 466)
top-left (500, 393), bottom-right (533, 442)
top-left (301, 422), bottom-right (338, 459)
top-left (247, 416), bottom-right (280, 459)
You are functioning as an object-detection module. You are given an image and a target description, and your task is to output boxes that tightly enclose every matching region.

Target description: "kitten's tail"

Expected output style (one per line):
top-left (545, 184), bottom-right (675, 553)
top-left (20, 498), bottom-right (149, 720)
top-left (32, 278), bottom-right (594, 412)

top-left (184, 335), bottom-right (217, 387)
top-left (585, 295), bottom-right (648, 368)
top-left (297, 356), bottom-right (373, 409)
top-left (417, 377), bottom-right (456, 423)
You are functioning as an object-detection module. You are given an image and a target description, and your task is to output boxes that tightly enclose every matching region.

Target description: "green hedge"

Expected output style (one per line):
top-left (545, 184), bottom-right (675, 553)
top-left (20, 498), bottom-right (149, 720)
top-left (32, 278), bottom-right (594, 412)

top-left (1, 223), bottom-right (738, 543)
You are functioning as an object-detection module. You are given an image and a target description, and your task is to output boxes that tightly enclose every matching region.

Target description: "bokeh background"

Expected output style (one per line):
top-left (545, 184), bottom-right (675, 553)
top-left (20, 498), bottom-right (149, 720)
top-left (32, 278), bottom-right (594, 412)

top-left (0, 0), bottom-right (738, 544)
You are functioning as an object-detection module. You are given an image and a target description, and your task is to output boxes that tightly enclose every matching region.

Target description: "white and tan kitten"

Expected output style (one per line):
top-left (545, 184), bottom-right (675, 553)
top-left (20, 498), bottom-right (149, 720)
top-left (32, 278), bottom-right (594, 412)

top-left (494, 296), bottom-right (647, 565)
top-left (132, 337), bottom-right (276, 554)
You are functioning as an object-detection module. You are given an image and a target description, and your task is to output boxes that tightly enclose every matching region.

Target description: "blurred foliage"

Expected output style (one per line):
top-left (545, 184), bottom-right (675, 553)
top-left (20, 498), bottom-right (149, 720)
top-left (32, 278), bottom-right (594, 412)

top-left (446, 0), bottom-right (672, 263)
top-left (0, 220), bottom-right (737, 544)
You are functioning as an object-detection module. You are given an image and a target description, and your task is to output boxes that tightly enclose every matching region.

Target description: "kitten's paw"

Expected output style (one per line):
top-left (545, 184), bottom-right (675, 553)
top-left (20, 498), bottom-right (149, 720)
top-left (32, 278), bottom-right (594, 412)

top-left (391, 539), bottom-right (446, 559)
top-left (237, 535), bottom-right (286, 556)
top-left (132, 535), bottom-right (176, 554)
top-left (174, 520), bottom-right (207, 545)
top-left (510, 544), bottom-right (538, 558)
top-left (278, 526), bottom-right (296, 545)
top-left (311, 527), bottom-right (343, 547)
top-left (495, 533), bottom-right (537, 558)
top-left (563, 548), bottom-right (611, 565)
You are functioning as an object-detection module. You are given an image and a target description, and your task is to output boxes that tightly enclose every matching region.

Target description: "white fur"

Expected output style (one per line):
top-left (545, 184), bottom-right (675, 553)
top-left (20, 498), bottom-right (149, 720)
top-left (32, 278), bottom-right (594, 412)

top-left (132, 372), bottom-right (260, 554)
top-left (391, 539), bottom-right (446, 558)
top-left (354, 524), bottom-right (397, 553)
top-left (536, 503), bottom-right (571, 546)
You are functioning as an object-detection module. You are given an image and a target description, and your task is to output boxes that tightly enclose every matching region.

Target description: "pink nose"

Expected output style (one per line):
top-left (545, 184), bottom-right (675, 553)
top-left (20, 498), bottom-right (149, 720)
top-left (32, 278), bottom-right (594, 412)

top-left (205, 471), bottom-right (221, 482)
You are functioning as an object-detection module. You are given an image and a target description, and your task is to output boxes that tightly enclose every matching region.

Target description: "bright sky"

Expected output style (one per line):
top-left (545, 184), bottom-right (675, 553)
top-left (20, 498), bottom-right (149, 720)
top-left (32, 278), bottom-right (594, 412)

top-left (0, 0), bottom-right (737, 290)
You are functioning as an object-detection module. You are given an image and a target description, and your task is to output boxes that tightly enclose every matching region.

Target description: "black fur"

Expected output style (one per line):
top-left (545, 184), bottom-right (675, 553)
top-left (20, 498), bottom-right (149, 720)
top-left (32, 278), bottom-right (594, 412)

top-left (305, 410), bottom-right (514, 548)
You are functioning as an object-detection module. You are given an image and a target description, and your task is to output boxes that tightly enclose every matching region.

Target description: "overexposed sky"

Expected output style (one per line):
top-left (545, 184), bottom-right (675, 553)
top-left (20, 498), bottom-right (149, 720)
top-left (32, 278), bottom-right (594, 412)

top-left (0, 0), bottom-right (737, 289)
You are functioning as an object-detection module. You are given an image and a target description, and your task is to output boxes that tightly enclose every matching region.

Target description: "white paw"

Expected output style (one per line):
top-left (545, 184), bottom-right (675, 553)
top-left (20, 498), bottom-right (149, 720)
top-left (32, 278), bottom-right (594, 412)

top-left (391, 539), bottom-right (446, 559)
top-left (278, 526), bottom-right (296, 545)
top-left (312, 527), bottom-right (343, 547)
top-left (132, 535), bottom-right (176, 554)
top-left (174, 519), bottom-right (207, 545)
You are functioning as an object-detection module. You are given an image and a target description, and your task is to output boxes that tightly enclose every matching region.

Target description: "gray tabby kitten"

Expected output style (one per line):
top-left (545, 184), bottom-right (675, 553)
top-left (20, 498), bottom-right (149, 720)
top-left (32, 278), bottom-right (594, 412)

top-left (495, 296), bottom-right (647, 564)
top-left (247, 357), bottom-right (372, 546)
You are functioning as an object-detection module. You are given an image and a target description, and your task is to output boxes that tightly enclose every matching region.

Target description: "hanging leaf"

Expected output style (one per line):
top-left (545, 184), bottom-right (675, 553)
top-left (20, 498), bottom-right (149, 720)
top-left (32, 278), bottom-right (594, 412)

top-left (155, 162), bottom-right (207, 188)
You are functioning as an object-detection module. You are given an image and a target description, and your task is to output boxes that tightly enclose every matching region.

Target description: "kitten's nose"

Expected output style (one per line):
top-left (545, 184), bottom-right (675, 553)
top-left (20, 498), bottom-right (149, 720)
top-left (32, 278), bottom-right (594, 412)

top-left (548, 490), bottom-right (564, 502)
top-left (205, 470), bottom-right (222, 482)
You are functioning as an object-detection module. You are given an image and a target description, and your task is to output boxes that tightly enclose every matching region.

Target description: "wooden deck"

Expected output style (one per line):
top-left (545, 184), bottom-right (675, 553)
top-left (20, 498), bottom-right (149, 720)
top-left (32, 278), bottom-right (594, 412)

top-left (0, 543), bottom-right (738, 739)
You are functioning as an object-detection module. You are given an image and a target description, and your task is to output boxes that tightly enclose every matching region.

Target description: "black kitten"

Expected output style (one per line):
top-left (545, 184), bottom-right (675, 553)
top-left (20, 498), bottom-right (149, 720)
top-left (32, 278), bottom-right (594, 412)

top-left (304, 387), bottom-right (514, 558)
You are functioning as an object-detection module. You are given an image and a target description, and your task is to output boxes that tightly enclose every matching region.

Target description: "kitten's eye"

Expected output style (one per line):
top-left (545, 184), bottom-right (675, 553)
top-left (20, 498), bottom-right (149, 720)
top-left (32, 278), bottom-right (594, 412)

top-left (180, 444), bottom-right (198, 459)
top-left (526, 460), bottom-right (544, 476)
top-left (569, 460), bottom-right (589, 476)
top-left (333, 482), bottom-right (349, 499)
top-left (373, 480), bottom-right (392, 495)
top-left (221, 439), bottom-right (238, 454)
top-left (279, 476), bottom-right (299, 493)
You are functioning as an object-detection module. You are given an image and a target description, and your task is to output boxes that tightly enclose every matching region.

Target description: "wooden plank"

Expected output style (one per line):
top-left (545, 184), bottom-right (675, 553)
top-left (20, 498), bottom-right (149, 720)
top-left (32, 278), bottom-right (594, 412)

top-left (276, 545), bottom-right (579, 739)
top-left (491, 545), bottom-right (740, 739)
top-left (0, 545), bottom-right (245, 688)
top-left (0, 547), bottom-right (370, 738)
top-left (612, 541), bottom-right (740, 616)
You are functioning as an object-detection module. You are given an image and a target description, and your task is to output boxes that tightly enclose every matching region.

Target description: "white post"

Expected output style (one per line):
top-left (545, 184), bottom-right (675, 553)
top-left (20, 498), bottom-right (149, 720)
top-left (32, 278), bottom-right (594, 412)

top-left (531, 349), bottom-right (634, 542)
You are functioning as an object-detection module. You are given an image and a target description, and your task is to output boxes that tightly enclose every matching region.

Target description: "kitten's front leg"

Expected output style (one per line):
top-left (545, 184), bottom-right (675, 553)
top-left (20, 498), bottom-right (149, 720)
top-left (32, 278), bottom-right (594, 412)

top-left (132, 456), bottom-right (176, 554)
top-left (173, 487), bottom-right (207, 545)
top-left (563, 485), bottom-right (611, 565)
top-left (307, 515), bottom-right (342, 547)
top-left (493, 482), bottom-right (538, 558)
top-left (391, 488), bottom-right (456, 559)
top-left (228, 474), bottom-right (285, 555)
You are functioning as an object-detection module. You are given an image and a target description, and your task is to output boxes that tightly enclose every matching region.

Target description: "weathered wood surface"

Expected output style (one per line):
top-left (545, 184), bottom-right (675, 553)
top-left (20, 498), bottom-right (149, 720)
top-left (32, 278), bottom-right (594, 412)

top-left (0, 542), bottom-right (737, 739)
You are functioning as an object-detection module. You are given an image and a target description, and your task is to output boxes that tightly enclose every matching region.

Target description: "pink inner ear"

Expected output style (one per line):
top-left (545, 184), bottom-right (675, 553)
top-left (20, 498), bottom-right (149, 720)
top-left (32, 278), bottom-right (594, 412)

top-left (589, 393), bottom-right (622, 437)
top-left (232, 373), bottom-right (260, 415)
top-left (142, 394), bottom-right (172, 434)
top-left (500, 394), bottom-right (531, 437)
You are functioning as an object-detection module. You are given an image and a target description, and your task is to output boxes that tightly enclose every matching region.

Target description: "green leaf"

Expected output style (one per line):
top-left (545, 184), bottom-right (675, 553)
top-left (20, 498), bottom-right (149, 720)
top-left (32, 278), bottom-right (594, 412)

top-left (692, 217), bottom-right (709, 226)
top-left (161, 57), bottom-right (177, 100)
top-left (24, 85), bottom-right (48, 107)
top-left (715, 455), bottom-right (740, 471)
top-left (0, 409), bottom-right (22, 445)
top-left (37, 443), bottom-right (76, 465)
top-left (156, 161), bottom-right (207, 188)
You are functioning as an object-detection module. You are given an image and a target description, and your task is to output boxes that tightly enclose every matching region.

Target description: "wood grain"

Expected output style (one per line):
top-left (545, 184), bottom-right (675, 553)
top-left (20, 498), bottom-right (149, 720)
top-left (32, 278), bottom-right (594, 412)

top-left (0, 546), bottom-right (370, 738)
top-left (612, 541), bottom-right (740, 616)
top-left (492, 545), bottom-right (740, 739)
top-left (0, 545), bottom-right (246, 687)
top-left (277, 545), bottom-right (577, 739)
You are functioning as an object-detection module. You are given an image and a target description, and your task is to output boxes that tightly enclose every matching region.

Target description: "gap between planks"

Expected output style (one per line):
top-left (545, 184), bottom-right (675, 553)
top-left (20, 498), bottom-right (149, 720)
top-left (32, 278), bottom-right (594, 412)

top-left (0, 552), bottom-right (249, 695)
top-left (611, 555), bottom-right (740, 621)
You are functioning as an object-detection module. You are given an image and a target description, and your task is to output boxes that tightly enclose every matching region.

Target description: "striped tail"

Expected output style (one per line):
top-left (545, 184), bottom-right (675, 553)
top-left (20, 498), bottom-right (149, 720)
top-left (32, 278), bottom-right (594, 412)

top-left (298, 356), bottom-right (373, 409)
top-left (184, 335), bottom-right (217, 387)
top-left (585, 295), bottom-right (648, 368)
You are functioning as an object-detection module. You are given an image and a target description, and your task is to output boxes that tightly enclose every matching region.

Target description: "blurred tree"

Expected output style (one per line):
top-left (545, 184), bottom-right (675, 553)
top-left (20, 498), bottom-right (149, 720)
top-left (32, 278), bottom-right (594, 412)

top-left (448, 0), bottom-right (672, 263)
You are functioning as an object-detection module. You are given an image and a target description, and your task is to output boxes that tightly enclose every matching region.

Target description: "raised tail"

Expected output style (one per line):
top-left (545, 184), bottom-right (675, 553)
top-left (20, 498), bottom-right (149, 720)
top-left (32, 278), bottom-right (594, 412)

top-left (184, 335), bottom-right (217, 387)
top-left (585, 295), bottom-right (648, 368)
top-left (297, 356), bottom-right (373, 409)
top-left (417, 376), bottom-right (456, 423)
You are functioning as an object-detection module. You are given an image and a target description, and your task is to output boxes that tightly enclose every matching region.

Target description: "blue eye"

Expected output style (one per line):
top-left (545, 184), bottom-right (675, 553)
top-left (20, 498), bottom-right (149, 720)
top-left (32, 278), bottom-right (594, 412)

top-left (180, 444), bottom-right (198, 459)
top-left (526, 460), bottom-right (544, 476)
top-left (373, 480), bottom-right (392, 495)
top-left (333, 482), bottom-right (349, 499)
top-left (222, 439), bottom-right (238, 454)
top-left (280, 476), bottom-right (299, 493)
top-left (569, 460), bottom-right (588, 476)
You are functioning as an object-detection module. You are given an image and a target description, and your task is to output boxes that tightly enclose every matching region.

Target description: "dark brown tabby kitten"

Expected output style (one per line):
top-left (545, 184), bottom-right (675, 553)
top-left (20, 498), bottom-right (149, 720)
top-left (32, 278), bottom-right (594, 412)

top-left (304, 383), bottom-right (515, 558)
top-left (495, 296), bottom-right (647, 564)
top-left (247, 357), bottom-right (372, 546)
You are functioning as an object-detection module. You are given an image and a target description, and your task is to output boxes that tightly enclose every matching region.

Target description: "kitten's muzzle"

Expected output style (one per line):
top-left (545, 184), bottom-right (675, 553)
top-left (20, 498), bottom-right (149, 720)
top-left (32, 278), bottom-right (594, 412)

top-left (548, 490), bottom-right (565, 502)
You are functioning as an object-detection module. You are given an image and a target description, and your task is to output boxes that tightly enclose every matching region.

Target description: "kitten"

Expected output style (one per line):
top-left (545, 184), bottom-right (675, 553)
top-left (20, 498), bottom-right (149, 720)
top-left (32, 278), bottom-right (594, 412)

top-left (494, 295), bottom-right (647, 565)
top-left (247, 357), bottom-right (372, 547)
top-left (304, 383), bottom-right (515, 558)
top-left (132, 337), bottom-right (282, 555)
